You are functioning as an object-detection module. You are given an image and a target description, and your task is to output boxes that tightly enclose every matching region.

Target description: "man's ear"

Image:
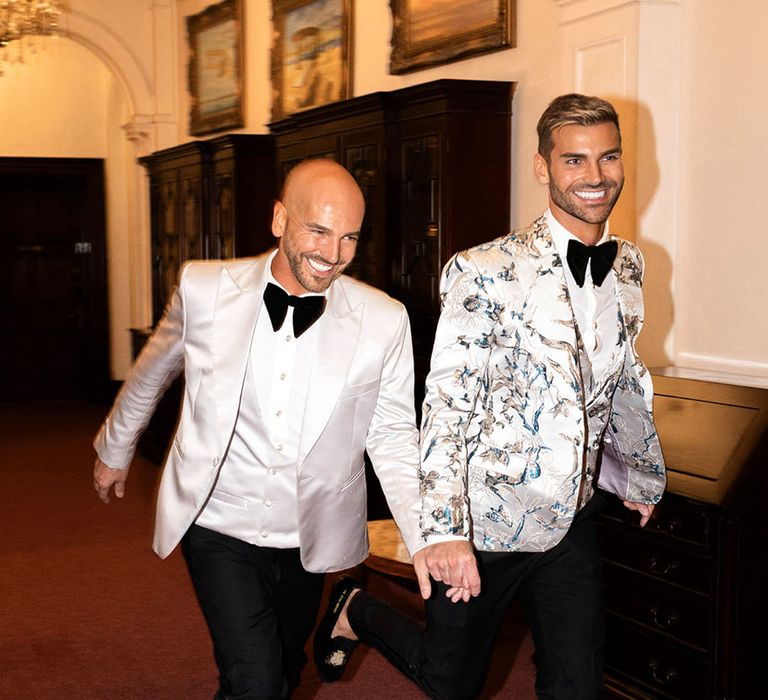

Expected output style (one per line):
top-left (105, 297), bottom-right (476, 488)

top-left (272, 201), bottom-right (287, 239)
top-left (534, 153), bottom-right (550, 185)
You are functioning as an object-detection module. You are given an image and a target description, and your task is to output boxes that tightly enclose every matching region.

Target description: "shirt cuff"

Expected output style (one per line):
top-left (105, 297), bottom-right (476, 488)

top-left (410, 533), bottom-right (469, 557)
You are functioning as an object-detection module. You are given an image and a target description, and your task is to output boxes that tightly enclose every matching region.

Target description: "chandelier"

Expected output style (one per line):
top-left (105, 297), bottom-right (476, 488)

top-left (0, 1), bottom-right (67, 75)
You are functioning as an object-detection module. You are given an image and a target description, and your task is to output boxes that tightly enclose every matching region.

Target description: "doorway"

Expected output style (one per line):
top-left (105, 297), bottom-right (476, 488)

top-left (0, 158), bottom-right (109, 401)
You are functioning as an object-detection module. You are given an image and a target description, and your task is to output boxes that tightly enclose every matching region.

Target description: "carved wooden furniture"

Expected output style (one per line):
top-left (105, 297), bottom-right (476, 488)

top-left (139, 135), bottom-right (276, 324)
top-left (598, 368), bottom-right (768, 699)
top-left (270, 78), bottom-right (515, 395)
top-left (133, 135), bottom-right (275, 461)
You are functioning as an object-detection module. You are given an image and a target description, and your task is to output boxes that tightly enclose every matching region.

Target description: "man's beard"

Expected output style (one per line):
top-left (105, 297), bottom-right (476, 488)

top-left (549, 179), bottom-right (623, 226)
top-left (285, 247), bottom-right (345, 293)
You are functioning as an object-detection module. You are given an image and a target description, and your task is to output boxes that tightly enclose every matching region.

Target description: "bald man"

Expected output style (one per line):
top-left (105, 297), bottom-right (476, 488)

top-left (93, 159), bottom-right (422, 699)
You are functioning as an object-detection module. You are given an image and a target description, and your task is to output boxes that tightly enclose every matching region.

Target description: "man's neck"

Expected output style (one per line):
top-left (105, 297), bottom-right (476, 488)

top-left (549, 207), bottom-right (605, 246)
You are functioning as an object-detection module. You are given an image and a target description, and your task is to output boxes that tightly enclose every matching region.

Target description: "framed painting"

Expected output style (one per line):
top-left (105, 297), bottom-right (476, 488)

top-left (187, 0), bottom-right (244, 136)
top-left (389, 0), bottom-right (515, 74)
top-left (270, 0), bottom-right (353, 121)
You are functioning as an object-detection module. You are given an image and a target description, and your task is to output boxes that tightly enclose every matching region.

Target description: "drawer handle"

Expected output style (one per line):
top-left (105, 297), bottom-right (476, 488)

top-left (649, 555), bottom-right (680, 577)
top-left (650, 605), bottom-right (680, 630)
top-left (650, 516), bottom-right (683, 536)
top-left (649, 659), bottom-right (679, 685)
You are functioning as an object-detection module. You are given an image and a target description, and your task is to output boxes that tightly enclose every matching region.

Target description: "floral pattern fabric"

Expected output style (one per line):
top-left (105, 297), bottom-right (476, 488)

top-left (419, 216), bottom-right (666, 552)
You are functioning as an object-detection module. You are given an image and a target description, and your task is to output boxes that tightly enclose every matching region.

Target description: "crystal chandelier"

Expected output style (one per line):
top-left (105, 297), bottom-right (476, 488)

top-left (0, 1), bottom-right (68, 75)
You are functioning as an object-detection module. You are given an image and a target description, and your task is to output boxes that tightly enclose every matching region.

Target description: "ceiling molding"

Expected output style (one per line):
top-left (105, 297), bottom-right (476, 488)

top-left (552, 0), bottom-right (682, 25)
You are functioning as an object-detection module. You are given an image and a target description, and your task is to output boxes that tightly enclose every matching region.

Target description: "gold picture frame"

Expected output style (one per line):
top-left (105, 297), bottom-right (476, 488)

top-left (187, 0), bottom-right (245, 136)
top-left (270, 0), bottom-right (353, 121)
top-left (389, 0), bottom-right (515, 75)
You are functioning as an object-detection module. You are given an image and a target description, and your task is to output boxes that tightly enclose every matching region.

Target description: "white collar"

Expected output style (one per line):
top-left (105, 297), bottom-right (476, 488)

top-left (544, 209), bottom-right (611, 264)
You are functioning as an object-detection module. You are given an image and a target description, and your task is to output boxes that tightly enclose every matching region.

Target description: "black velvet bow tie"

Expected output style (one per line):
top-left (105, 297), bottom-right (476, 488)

top-left (566, 239), bottom-right (618, 287)
top-left (263, 282), bottom-right (326, 338)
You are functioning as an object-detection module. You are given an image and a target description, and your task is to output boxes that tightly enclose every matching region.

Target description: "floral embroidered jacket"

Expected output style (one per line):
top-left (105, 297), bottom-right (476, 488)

top-left (419, 215), bottom-right (666, 552)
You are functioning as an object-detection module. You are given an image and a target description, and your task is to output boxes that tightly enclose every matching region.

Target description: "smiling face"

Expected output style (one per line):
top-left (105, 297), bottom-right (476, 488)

top-left (534, 121), bottom-right (624, 244)
top-left (270, 160), bottom-right (365, 295)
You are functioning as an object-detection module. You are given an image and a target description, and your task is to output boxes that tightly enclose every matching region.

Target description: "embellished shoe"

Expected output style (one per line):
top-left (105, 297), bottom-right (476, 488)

top-left (313, 576), bottom-right (362, 682)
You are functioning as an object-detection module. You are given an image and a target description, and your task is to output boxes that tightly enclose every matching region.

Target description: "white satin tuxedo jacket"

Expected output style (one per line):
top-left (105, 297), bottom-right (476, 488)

top-left (94, 252), bottom-right (422, 572)
top-left (419, 216), bottom-right (666, 552)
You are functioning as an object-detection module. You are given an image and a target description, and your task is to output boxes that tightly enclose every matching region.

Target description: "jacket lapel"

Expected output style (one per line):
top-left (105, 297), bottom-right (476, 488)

top-left (611, 238), bottom-right (644, 354)
top-left (529, 218), bottom-right (586, 404)
top-left (212, 257), bottom-right (268, 447)
top-left (299, 280), bottom-right (362, 460)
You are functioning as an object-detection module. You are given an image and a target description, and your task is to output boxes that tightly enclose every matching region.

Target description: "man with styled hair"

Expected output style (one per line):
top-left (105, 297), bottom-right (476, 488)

top-left (536, 93), bottom-right (621, 160)
top-left (314, 94), bottom-right (666, 700)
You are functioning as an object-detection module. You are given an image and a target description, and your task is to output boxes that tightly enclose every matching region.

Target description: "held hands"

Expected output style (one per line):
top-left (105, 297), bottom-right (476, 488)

top-left (412, 540), bottom-right (481, 604)
top-left (622, 500), bottom-right (655, 527)
top-left (93, 457), bottom-right (129, 504)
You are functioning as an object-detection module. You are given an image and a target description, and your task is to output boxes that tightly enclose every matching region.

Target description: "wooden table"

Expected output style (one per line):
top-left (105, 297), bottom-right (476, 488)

top-left (364, 519), bottom-right (416, 580)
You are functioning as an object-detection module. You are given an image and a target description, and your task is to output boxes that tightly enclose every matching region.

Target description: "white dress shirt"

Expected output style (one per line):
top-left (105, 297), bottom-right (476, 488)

top-left (195, 252), bottom-right (324, 548)
top-left (545, 209), bottom-right (619, 387)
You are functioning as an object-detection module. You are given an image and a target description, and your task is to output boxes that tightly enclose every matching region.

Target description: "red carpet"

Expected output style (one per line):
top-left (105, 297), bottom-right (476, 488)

top-left (0, 401), bottom-right (535, 698)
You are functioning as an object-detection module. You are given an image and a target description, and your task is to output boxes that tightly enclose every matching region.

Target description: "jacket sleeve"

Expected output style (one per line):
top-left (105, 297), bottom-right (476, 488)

top-left (364, 303), bottom-right (423, 556)
top-left (599, 240), bottom-right (667, 504)
top-left (93, 267), bottom-right (188, 469)
top-left (419, 251), bottom-right (495, 542)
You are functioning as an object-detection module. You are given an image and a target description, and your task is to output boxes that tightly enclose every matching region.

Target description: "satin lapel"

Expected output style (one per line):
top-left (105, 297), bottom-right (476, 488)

top-left (611, 239), bottom-right (644, 352)
top-left (299, 282), bottom-right (362, 460)
top-left (530, 219), bottom-right (586, 403)
top-left (212, 260), bottom-right (267, 445)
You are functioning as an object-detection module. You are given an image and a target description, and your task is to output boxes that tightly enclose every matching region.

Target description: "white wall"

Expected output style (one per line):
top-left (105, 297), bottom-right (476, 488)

top-left (0, 38), bottom-right (109, 156)
top-left (675, 0), bottom-right (768, 377)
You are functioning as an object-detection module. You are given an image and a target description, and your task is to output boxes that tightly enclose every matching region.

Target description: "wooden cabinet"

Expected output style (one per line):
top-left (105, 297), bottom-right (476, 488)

top-left (270, 79), bottom-right (515, 390)
top-left (597, 369), bottom-right (768, 699)
top-left (207, 135), bottom-right (277, 261)
top-left (134, 135), bottom-right (276, 460)
top-left (391, 82), bottom-right (513, 380)
top-left (141, 142), bottom-right (206, 324)
top-left (140, 135), bottom-right (276, 323)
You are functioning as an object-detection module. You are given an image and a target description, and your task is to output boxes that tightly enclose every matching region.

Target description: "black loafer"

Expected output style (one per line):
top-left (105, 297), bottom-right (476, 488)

top-left (314, 576), bottom-right (362, 682)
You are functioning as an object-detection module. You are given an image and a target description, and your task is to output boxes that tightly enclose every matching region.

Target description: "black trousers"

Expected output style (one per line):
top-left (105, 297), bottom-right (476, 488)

top-left (182, 525), bottom-right (325, 700)
top-left (348, 499), bottom-right (605, 700)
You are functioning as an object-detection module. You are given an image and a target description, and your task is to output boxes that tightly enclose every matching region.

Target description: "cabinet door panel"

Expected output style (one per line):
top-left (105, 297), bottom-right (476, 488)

top-left (153, 180), bottom-right (181, 320)
top-left (342, 128), bottom-right (386, 290)
top-left (275, 135), bottom-right (338, 190)
top-left (396, 133), bottom-right (441, 302)
top-left (210, 170), bottom-right (234, 260)
top-left (180, 173), bottom-right (204, 262)
top-left (395, 133), bottom-right (442, 380)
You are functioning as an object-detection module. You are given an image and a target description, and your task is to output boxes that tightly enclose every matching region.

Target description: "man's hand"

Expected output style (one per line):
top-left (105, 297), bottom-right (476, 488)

top-left (622, 500), bottom-right (655, 527)
top-left (93, 457), bottom-right (129, 504)
top-left (412, 540), bottom-right (481, 602)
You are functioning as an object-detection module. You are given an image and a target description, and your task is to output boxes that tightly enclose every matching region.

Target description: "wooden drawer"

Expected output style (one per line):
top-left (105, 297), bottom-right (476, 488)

top-left (605, 615), bottom-right (711, 700)
top-left (604, 563), bottom-right (712, 651)
top-left (597, 525), bottom-right (714, 595)
top-left (642, 503), bottom-right (712, 550)
top-left (596, 491), bottom-right (712, 551)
